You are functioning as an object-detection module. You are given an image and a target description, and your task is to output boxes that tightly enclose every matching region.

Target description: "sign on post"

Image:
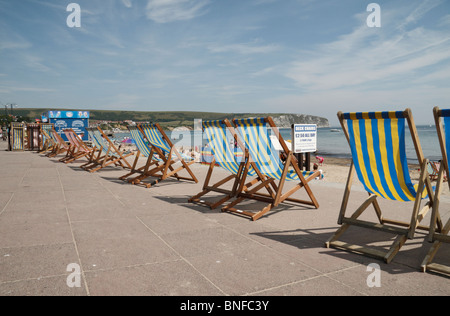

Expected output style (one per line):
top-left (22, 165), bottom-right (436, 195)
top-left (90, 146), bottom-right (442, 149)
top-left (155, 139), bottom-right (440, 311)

top-left (292, 124), bottom-right (317, 154)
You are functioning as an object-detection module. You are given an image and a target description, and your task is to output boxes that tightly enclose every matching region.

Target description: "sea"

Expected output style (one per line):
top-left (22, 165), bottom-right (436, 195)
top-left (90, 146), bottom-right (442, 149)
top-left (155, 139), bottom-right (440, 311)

top-left (114, 125), bottom-right (441, 164)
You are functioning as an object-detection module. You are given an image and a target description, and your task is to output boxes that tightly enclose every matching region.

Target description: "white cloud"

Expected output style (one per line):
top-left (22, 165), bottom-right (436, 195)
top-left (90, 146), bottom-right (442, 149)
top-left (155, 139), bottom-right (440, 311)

top-left (121, 0), bottom-right (132, 8)
top-left (146, 0), bottom-right (210, 23)
top-left (208, 41), bottom-right (280, 55)
top-left (284, 16), bottom-right (450, 92)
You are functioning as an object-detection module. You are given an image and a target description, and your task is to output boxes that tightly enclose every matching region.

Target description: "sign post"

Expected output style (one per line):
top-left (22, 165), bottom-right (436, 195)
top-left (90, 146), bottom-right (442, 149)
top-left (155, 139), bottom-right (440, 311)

top-left (43, 110), bottom-right (90, 142)
top-left (292, 124), bottom-right (317, 171)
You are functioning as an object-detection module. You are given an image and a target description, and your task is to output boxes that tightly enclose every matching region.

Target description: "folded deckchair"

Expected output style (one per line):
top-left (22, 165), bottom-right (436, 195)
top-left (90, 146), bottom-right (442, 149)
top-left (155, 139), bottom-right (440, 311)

top-left (10, 123), bottom-right (25, 151)
top-left (129, 123), bottom-right (198, 188)
top-left (39, 124), bottom-right (55, 153)
top-left (61, 129), bottom-right (95, 164)
top-left (188, 119), bottom-right (269, 210)
top-left (46, 129), bottom-right (69, 158)
top-left (222, 117), bottom-right (321, 221)
top-left (119, 126), bottom-right (162, 181)
top-left (326, 109), bottom-right (436, 263)
top-left (81, 127), bottom-right (133, 173)
top-left (422, 107), bottom-right (449, 275)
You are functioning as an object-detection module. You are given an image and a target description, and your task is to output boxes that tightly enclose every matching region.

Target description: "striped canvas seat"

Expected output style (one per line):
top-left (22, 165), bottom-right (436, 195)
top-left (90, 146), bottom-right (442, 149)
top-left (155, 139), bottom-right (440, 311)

top-left (61, 129), bottom-right (93, 163)
top-left (343, 111), bottom-right (429, 201)
top-left (203, 120), bottom-right (256, 177)
top-left (139, 124), bottom-right (193, 162)
top-left (234, 118), bottom-right (317, 181)
top-left (119, 126), bottom-right (162, 182)
top-left (422, 107), bottom-right (449, 275)
top-left (87, 128), bottom-right (120, 158)
top-left (127, 123), bottom-right (197, 188)
top-left (46, 129), bottom-right (69, 158)
top-left (219, 117), bottom-right (320, 221)
top-left (80, 127), bottom-right (133, 173)
top-left (326, 109), bottom-right (435, 264)
top-left (189, 119), bottom-right (262, 210)
top-left (10, 123), bottom-right (25, 151)
top-left (39, 124), bottom-right (54, 153)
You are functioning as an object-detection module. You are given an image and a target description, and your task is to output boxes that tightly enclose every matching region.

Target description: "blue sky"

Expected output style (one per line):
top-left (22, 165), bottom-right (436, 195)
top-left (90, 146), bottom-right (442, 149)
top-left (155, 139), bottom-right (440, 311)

top-left (1, 0), bottom-right (449, 125)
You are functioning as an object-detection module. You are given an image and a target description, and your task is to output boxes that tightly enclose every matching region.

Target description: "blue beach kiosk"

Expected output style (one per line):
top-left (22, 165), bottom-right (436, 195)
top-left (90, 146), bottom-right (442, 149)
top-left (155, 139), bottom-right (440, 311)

top-left (42, 110), bottom-right (90, 142)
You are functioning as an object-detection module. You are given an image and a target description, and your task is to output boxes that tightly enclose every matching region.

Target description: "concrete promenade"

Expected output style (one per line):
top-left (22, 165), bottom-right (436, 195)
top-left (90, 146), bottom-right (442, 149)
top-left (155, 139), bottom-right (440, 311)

top-left (0, 140), bottom-right (448, 296)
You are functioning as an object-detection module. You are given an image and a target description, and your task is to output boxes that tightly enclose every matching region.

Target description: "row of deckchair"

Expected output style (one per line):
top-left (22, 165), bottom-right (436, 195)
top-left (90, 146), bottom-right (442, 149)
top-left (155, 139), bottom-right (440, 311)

top-left (324, 107), bottom-right (449, 276)
top-left (37, 109), bottom-right (449, 276)
top-left (39, 124), bottom-right (198, 186)
top-left (188, 118), bottom-right (321, 221)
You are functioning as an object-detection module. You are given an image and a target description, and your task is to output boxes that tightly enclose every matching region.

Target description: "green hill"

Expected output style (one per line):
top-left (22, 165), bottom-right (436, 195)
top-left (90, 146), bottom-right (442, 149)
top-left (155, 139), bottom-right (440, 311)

top-left (13, 108), bottom-right (330, 129)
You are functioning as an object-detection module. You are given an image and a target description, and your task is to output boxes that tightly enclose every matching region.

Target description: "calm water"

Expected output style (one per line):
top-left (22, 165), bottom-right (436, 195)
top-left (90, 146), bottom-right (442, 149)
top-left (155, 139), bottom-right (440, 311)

top-left (114, 125), bottom-right (441, 164)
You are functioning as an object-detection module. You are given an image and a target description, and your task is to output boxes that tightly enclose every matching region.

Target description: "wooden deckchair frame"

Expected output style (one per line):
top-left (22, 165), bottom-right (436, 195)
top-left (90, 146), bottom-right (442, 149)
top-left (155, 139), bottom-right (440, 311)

top-left (119, 126), bottom-right (161, 181)
top-left (46, 129), bottom-right (69, 158)
top-left (127, 123), bottom-right (198, 188)
top-left (222, 117), bottom-right (320, 221)
top-left (188, 119), bottom-right (268, 210)
top-left (61, 129), bottom-right (95, 164)
top-left (421, 107), bottom-right (449, 275)
top-left (326, 109), bottom-right (439, 263)
top-left (39, 124), bottom-right (55, 154)
top-left (81, 127), bottom-right (133, 173)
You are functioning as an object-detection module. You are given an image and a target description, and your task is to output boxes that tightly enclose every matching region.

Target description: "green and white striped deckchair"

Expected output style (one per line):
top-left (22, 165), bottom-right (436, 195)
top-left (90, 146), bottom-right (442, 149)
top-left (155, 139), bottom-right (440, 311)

top-left (326, 109), bottom-right (435, 263)
top-left (119, 126), bottom-right (162, 181)
top-left (422, 107), bottom-right (449, 275)
top-left (81, 127), bottom-right (133, 173)
top-left (131, 123), bottom-right (198, 188)
top-left (189, 119), bottom-right (268, 210)
top-left (222, 117), bottom-right (320, 221)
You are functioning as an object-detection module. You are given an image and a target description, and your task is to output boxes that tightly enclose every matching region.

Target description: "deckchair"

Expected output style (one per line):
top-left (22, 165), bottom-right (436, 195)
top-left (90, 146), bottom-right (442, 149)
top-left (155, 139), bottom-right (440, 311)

top-left (10, 123), bottom-right (25, 151)
top-left (188, 119), bottom-right (268, 210)
top-left (222, 117), bottom-right (321, 221)
top-left (39, 124), bottom-right (55, 153)
top-left (61, 129), bottom-right (95, 164)
top-left (81, 127), bottom-right (133, 173)
top-left (129, 123), bottom-right (198, 188)
top-left (46, 129), bottom-right (69, 158)
top-left (326, 109), bottom-right (437, 263)
top-left (422, 107), bottom-right (449, 275)
top-left (119, 126), bottom-right (162, 181)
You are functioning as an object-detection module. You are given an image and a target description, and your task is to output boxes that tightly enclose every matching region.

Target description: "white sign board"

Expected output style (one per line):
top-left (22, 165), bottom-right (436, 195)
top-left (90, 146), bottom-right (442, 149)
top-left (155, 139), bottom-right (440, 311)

top-left (292, 124), bottom-right (317, 153)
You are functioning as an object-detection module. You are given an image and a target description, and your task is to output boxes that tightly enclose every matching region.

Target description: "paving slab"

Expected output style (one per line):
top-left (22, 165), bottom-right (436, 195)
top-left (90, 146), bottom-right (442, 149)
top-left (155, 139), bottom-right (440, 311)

top-left (0, 141), bottom-right (448, 297)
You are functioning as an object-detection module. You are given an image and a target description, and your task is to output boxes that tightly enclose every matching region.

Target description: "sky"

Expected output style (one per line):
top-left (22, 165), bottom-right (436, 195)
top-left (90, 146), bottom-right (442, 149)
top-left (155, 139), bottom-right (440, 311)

top-left (0, 0), bottom-right (449, 126)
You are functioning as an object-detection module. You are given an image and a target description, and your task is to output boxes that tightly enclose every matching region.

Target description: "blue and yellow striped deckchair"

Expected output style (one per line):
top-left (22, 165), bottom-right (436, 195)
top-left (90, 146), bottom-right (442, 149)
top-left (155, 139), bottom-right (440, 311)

top-left (119, 126), bottom-right (162, 181)
top-left (422, 107), bottom-right (449, 275)
top-left (81, 127), bottom-right (133, 173)
top-left (131, 123), bottom-right (198, 188)
top-left (222, 117), bottom-right (320, 221)
top-left (189, 119), bottom-right (268, 210)
top-left (326, 109), bottom-right (435, 263)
